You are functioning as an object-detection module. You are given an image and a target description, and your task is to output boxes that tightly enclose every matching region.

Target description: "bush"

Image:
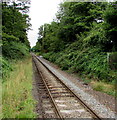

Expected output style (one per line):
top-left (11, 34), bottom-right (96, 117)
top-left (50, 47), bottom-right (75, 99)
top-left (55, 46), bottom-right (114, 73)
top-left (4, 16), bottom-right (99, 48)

top-left (42, 44), bottom-right (116, 83)
top-left (107, 52), bottom-right (117, 70)
top-left (1, 56), bottom-right (12, 81)
top-left (2, 42), bottom-right (29, 59)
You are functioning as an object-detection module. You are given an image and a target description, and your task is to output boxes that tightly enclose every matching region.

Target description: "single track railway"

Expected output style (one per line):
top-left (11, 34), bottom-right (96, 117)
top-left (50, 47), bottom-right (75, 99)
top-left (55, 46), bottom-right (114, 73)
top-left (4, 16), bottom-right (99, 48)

top-left (32, 54), bottom-right (102, 119)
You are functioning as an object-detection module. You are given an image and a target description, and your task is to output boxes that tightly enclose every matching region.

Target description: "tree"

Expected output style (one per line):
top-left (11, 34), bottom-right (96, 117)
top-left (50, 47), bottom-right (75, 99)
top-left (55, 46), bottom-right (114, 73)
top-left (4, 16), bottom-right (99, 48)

top-left (103, 2), bottom-right (117, 52)
top-left (35, 2), bottom-right (116, 54)
top-left (2, 1), bottom-right (31, 59)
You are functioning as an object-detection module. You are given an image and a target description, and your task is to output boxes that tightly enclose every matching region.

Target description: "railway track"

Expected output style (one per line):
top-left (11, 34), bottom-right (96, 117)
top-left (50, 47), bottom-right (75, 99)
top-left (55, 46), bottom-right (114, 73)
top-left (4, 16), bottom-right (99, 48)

top-left (32, 54), bottom-right (102, 119)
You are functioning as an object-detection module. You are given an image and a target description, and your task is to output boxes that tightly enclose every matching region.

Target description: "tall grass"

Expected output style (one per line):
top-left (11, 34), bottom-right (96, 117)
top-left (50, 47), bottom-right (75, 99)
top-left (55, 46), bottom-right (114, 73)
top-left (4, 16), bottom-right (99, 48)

top-left (2, 57), bottom-right (37, 118)
top-left (91, 81), bottom-right (115, 97)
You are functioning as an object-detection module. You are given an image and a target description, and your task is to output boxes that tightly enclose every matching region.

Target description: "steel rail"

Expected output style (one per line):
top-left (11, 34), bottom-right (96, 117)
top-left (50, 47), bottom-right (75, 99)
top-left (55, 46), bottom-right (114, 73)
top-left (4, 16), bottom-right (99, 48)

top-left (33, 56), bottom-right (63, 119)
top-left (34, 54), bottom-right (102, 120)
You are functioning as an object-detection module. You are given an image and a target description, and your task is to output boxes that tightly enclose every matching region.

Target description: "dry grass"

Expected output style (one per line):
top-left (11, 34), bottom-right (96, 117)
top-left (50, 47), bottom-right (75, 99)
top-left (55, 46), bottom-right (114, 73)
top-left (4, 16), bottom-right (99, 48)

top-left (90, 81), bottom-right (115, 97)
top-left (2, 57), bottom-right (37, 118)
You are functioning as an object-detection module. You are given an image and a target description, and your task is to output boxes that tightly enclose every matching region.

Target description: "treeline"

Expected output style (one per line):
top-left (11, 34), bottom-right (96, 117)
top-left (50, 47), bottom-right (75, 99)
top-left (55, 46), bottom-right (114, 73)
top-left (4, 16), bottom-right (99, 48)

top-left (2, 1), bottom-right (31, 78)
top-left (34, 2), bottom-right (117, 82)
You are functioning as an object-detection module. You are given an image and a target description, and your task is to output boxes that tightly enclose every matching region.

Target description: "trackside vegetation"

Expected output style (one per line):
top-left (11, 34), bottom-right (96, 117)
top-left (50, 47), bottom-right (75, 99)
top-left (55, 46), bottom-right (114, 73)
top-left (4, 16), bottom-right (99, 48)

top-left (2, 57), bottom-right (37, 118)
top-left (33, 2), bottom-right (117, 96)
top-left (2, 1), bottom-right (31, 78)
top-left (2, 1), bottom-right (37, 118)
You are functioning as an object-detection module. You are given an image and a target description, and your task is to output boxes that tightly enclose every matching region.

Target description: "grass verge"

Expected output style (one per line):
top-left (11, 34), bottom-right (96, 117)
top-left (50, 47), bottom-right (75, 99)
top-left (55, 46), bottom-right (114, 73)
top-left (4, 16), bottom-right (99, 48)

top-left (2, 57), bottom-right (37, 118)
top-left (77, 74), bottom-right (115, 97)
top-left (72, 73), bottom-right (116, 97)
top-left (90, 81), bottom-right (115, 97)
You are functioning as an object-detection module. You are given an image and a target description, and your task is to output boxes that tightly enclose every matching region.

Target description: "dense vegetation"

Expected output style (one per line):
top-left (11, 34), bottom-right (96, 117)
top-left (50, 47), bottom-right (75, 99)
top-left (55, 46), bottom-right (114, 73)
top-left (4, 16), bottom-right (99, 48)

top-left (2, 1), bottom-right (37, 118)
top-left (2, 58), bottom-right (36, 118)
top-left (2, 1), bottom-right (31, 78)
top-left (33, 2), bottom-right (117, 83)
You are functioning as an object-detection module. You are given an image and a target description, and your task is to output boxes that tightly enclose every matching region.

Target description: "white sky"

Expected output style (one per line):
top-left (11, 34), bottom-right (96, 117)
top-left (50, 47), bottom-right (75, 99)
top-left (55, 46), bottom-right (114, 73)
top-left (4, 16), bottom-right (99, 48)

top-left (28, 0), bottom-right (63, 47)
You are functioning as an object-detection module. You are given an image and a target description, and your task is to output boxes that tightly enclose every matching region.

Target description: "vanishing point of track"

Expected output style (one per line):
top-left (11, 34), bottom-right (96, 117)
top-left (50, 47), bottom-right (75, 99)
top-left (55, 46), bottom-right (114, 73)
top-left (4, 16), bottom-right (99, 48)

top-left (32, 54), bottom-right (102, 119)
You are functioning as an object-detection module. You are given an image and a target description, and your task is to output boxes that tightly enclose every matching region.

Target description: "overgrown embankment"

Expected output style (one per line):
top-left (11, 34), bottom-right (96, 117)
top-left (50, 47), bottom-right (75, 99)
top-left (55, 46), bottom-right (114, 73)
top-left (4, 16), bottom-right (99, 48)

top-left (2, 1), bottom-right (31, 78)
top-left (2, 57), bottom-right (37, 118)
top-left (42, 46), bottom-right (116, 96)
top-left (2, 1), bottom-right (37, 118)
top-left (33, 2), bottom-right (117, 96)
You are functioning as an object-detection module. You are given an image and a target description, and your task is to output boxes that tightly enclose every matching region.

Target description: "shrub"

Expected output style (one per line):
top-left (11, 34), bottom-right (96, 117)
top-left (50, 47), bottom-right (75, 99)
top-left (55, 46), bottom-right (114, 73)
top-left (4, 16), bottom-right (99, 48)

top-left (1, 56), bottom-right (12, 81)
top-left (42, 45), bottom-right (116, 83)
top-left (2, 42), bottom-right (29, 59)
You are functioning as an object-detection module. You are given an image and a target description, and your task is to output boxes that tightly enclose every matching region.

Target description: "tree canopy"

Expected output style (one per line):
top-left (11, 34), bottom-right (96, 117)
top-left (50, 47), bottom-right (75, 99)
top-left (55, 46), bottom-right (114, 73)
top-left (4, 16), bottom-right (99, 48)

top-left (2, 1), bottom-right (31, 59)
top-left (34, 1), bottom-right (117, 82)
top-left (35, 2), bottom-right (117, 53)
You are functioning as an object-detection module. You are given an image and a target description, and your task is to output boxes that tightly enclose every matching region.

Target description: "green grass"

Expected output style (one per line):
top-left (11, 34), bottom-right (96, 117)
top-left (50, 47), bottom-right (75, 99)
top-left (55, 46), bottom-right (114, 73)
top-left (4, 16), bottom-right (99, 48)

top-left (91, 81), bottom-right (115, 97)
top-left (2, 57), bottom-right (37, 118)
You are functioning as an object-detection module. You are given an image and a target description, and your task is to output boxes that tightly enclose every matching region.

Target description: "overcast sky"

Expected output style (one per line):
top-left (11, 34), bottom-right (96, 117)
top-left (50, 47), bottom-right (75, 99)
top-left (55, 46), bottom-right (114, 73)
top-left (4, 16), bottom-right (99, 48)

top-left (28, 0), bottom-right (63, 47)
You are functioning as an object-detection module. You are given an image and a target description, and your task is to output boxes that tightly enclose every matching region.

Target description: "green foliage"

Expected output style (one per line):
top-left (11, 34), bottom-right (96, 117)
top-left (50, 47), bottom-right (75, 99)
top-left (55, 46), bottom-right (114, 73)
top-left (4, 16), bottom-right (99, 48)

top-left (2, 33), bottom-right (19, 42)
top-left (0, 56), bottom-right (12, 80)
top-left (103, 2), bottom-right (117, 51)
top-left (2, 1), bottom-right (31, 77)
top-left (3, 42), bottom-right (29, 59)
top-left (2, 3), bottom-right (31, 46)
top-left (2, 1), bottom-right (31, 56)
top-left (34, 2), bottom-right (117, 83)
top-left (35, 2), bottom-right (110, 53)
top-left (108, 52), bottom-right (117, 70)
top-left (2, 2), bottom-right (36, 118)
top-left (43, 46), bottom-right (116, 82)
